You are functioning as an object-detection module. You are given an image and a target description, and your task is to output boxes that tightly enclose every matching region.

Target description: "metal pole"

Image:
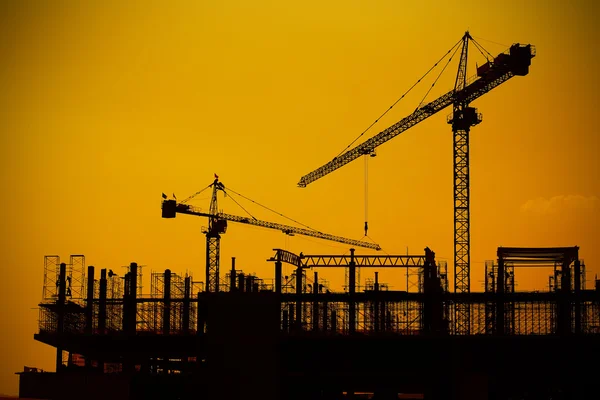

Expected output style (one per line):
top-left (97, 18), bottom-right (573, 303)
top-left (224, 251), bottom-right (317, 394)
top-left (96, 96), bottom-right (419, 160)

top-left (374, 272), bottom-right (379, 333)
top-left (497, 256), bottom-right (505, 335)
top-left (183, 276), bottom-right (191, 334)
top-left (349, 249), bottom-right (356, 334)
top-left (574, 259), bottom-right (581, 334)
top-left (164, 270), bottom-right (171, 335)
top-left (313, 271), bottom-right (319, 332)
top-left (275, 261), bottom-right (282, 294)
top-left (230, 257), bottom-right (237, 292)
top-left (86, 266), bottom-right (95, 335)
top-left (56, 262), bottom-right (66, 371)
top-left (85, 265), bottom-right (95, 368)
top-left (296, 267), bottom-right (302, 330)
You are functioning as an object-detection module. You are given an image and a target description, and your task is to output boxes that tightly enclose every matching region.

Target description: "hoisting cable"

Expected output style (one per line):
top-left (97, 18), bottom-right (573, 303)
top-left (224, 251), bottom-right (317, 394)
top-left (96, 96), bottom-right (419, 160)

top-left (225, 186), bottom-right (321, 232)
top-left (364, 154), bottom-right (369, 237)
top-left (472, 35), bottom-right (509, 50)
top-left (470, 38), bottom-right (495, 62)
top-left (180, 185), bottom-right (212, 204)
top-left (414, 42), bottom-right (462, 111)
top-left (221, 188), bottom-right (257, 220)
top-left (333, 37), bottom-right (464, 159)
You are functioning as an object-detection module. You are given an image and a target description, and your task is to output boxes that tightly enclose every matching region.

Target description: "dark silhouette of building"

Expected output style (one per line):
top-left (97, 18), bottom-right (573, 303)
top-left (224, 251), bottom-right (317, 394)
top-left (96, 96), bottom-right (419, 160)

top-left (19, 247), bottom-right (600, 399)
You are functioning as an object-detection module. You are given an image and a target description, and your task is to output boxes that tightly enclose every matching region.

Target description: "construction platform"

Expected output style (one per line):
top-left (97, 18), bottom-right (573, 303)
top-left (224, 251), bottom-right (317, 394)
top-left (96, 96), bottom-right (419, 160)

top-left (19, 247), bottom-right (600, 400)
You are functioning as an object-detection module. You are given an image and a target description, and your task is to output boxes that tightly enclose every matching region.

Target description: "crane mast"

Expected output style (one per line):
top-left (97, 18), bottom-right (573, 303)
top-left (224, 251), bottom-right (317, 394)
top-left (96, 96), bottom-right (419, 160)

top-left (297, 33), bottom-right (535, 334)
top-left (448, 32), bottom-right (481, 335)
top-left (205, 178), bottom-right (227, 293)
top-left (162, 178), bottom-right (380, 292)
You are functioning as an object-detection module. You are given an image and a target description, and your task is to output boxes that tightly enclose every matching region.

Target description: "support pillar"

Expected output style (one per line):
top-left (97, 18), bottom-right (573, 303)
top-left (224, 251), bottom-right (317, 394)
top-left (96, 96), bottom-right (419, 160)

top-left (313, 271), bottom-right (319, 332)
top-left (196, 292), bottom-right (205, 336)
top-left (56, 262), bottom-right (66, 372)
top-left (238, 273), bottom-right (245, 293)
top-left (349, 249), bottom-right (356, 334)
top-left (496, 256), bottom-right (505, 335)
top-left (559, 259), bottom-right (571, 335)
top-left (163, 269), bottom-right (171, 335)
top-left (323, 289), bottom-right (328, 332)
top-left (246, 275), bottom-right (253, 293)
top-left (331, 310), bottom-right (337, 333)
top-left (230, 257), bottom-right (237, 292)
top-left (374, 271), bottom-right (379, 333)
top-left (295, 267), bottom-right (302, 330)
top-left (85, 265), bottom-right (95, 368)
top-left (282, 309), bottom-right (289, 332)
top-left (183, 276), bottom-right (191, 334)
top-left (275, 261), bottom-right (282, 294)
top-left (98, 269), bottom-right (107, 331)
top-left (574, 259), bottom-right (581, 334)
top-left (86, 266), bottom-right (95, 335)
top-left (98, 269), bottom-right (107, 372)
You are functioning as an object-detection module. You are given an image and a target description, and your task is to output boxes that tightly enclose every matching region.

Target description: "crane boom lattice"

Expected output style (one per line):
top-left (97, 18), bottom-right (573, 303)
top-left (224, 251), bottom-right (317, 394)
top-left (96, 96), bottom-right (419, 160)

top-left (297, 40), bottom-right (535, 188)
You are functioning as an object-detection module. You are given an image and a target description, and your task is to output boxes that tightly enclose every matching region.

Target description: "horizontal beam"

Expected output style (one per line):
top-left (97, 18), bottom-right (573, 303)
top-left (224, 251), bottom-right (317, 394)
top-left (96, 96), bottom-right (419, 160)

top-left (301, 255), bottom-right (427, 267)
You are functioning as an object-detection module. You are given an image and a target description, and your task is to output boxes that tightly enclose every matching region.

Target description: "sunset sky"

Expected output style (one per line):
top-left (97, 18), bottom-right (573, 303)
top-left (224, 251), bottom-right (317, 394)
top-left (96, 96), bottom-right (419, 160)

top-left (0, 0), bottom-right (598, 395)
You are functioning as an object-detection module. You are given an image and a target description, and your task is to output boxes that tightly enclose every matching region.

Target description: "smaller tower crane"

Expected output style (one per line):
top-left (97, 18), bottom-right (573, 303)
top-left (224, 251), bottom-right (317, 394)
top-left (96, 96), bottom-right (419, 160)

top-left (162, 176), bottom-right (381, 292)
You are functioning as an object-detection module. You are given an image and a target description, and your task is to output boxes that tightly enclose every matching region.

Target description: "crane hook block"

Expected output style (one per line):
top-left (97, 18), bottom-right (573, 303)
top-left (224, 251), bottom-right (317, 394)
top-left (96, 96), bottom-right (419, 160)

top-left (364, 221), bottom-right (368, 236)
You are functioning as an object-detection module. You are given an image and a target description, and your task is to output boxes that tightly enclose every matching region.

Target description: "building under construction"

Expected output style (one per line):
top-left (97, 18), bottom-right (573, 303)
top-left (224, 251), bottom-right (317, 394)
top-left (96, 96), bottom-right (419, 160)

top-left (18, 246), bottom-right (600, 400)
top-left (17, 34), bottom-right (600, 399)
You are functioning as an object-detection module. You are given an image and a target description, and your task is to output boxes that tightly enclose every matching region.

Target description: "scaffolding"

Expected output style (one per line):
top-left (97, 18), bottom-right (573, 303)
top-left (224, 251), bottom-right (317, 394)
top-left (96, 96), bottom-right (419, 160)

top-left (37, 248), bottom-right (600, 340)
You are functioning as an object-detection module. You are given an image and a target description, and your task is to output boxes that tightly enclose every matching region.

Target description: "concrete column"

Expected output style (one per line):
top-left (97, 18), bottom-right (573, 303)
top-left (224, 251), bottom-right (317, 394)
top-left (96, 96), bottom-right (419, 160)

top-left (574, 259), bottom-right (581, 334)
top-left (163, 269), bottom-right (171, 335)
top-left (559, 260), bottom-right (571, 335)
top-left (331, 310), bottom-right (337, 333)
top-left (183, 276), bottom-right (191, 334)
top-left (282, 309), bottom-right (289, 332)
top-left (374, 272), bottom-right (379, 333)
top-left (238, 273), bottom-right (245, 293)
top-left (230, 257), bottom-right (237, 292)
top-left (56, 262), bottom-right (66, 372)
top-left (85, 265), bottom-right (95, 368)
top-left (245, 275), bottom-right (253, 293)
top-left (275, 261), bottom-right (282, 294)
top-left (496, 257), bottom-right (505, 335)
top-left (323, 297), bottom-right (328, 332)
top-left (295, 267), bottom-right (302, 330)
top-left (349, 249), bottom-right (356, 334)
top-left (98, 269), bottom-right (107, 372)
top-left (196, 292), bottom-right (205, 336)
top-left (86, 266), bottom-right (95, 335)
top-left (313, 272), bottom-right (319, 332)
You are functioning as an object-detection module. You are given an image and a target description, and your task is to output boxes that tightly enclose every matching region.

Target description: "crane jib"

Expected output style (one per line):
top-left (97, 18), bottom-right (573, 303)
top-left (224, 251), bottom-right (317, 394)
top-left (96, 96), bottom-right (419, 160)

top-left (297, 43), bottom-right (534, 187)
top-left (161, 200), bottom-right (381, 250)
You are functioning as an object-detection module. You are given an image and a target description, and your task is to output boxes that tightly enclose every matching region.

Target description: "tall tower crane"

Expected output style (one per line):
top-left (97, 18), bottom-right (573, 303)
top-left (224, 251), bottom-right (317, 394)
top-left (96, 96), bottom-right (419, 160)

top-left (162, 176), bottom-right (381, 292)
top-left (297, 32), bottom-right (535, 334)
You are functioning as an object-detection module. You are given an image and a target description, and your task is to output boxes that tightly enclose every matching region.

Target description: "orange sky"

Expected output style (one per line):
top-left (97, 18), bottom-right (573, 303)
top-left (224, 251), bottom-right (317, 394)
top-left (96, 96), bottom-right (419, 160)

top-left (1, 0), bottom-right (599, 395)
